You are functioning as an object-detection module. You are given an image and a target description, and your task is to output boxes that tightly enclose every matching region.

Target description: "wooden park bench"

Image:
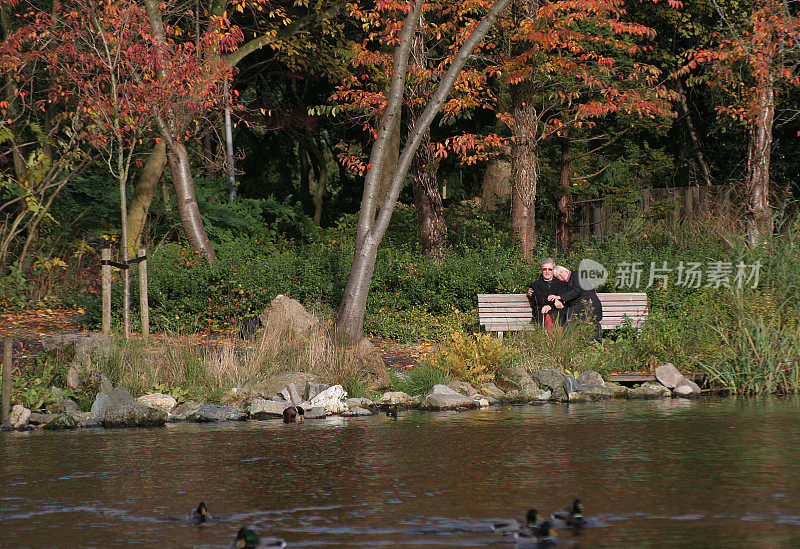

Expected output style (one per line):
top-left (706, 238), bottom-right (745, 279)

top-left (477, 292), bottom-right (648, 338)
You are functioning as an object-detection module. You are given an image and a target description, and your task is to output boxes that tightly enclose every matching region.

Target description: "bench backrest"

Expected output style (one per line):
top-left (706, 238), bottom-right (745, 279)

top-left (477, 292), bottom-right (648, 332)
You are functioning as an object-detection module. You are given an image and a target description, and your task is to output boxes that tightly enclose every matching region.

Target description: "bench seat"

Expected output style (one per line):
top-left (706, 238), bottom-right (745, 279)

top-left (478, 292), bottom-right (648, 337)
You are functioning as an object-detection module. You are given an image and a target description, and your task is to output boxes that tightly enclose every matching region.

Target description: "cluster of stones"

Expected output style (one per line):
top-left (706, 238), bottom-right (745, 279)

top-left (2, 371), bottom-right (391, 430)
top-left (506, 362), bottom-right (701, 403)
top-left (1, 363), bottom-right (700, 431)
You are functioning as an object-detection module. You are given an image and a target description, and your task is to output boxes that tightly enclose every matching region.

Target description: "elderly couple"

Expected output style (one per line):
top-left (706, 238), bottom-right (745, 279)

top-left (526, 258), bottom-right (603, 339)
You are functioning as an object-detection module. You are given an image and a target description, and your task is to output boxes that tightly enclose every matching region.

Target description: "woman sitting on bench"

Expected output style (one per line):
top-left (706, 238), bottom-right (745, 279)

top-left (551, 265), bottom-right (603, 340)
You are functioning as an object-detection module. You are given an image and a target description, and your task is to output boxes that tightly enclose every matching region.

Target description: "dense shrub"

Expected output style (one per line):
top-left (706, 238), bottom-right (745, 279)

top-left (437, 331), bottom-right (516, 385)
top-left (28, 203), bottom-right (800, 381)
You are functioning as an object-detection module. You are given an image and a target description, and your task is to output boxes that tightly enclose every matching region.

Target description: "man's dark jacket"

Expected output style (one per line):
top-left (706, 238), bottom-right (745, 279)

top-left (528, 276), bottom-right (567, 324)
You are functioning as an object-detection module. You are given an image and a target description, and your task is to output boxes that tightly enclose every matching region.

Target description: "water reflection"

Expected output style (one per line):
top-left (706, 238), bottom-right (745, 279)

top-left (2, 398), bottom-right (800, 547)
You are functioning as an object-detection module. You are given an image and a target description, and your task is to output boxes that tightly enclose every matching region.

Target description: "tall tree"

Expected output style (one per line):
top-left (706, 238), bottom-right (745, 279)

top-left (40, 0), bottom-right (163, 336)
top-left (508, 0), bottom-right (539, 258)
top-left (689, 0), bottom-right (800, 243)
top-left (329, 0), bottom-right (505, 255)
top-left (407, 12), bottom-right (446, 256)
top-left (142, 0), bottom-right (232, 265)
top-left (443, 0), bottom-right (679, 256)
top-left (336, 0), bottom-right (514, 342)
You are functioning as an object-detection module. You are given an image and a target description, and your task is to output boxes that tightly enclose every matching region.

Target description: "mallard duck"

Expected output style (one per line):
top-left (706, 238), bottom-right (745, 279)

top-left (515, 520), bottom-right (555, 547)
top-left (386, 404), bottom-right (398, 418)
top-left (282, 405), bottom-right (305, 423)
top-left (232, 527), bottom-right (286, 549)
top-left (492, 509), bottom-right (543, 534)
top-left (191, 501), bottom-right (210, 523)
top-left (552, 499), bottom-right (584, 528)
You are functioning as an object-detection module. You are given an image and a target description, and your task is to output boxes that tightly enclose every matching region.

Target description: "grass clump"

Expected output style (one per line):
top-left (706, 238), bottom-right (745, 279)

top-left (94, 336), bottom-right (225, 403)
top-left (698, 298), bottom-right (800, 394)
top-left (508, 324), bottom-right (596, 375)
top-left (390, 363), bottom-right (450, 396)
top-left (91, 303), bottom-right (380, 402)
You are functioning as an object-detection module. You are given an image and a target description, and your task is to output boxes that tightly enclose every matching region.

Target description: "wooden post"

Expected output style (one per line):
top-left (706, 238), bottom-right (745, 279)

top-left (102, 248), bottom-right (112, 334)
top-left (138, 249), bottom-right (149, 341)
top-left (2, 339), bottom-right (11, 424)
top-left (640, 187), bottom-right (651, 215)
top-left (123, 250), bottom-right (130, 341)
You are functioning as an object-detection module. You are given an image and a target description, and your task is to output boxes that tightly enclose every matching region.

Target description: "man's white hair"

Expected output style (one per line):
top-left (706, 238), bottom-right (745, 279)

top-left (541, 257), bottom-right (555, 268)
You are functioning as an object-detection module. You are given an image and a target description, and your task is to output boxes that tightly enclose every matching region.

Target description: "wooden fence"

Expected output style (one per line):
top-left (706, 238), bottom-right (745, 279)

top-left (574, 185), bottom-right (734, 240)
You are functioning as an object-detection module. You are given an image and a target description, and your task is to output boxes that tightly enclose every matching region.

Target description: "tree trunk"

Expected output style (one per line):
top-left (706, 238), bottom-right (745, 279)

top-left (408, 15), bottom-right (446, 257)
top-left (509, 0), bottom-right (538, 259)
top-left (336, 0), bottom-right (513, 342)
top-left (127, 140), bottom-right (167, 254)
top-left (482, 158), bottom-right (511, 209)
top-left (481, 92), bottom-right (512, 209)
top-left (299, 143), bottom-right (310, 192)
top-left (410, 137), bottom-right (446, 256)
top-left (676, 80), bottom-right (712, 187)
top-left (144, 0), bottom-right (215, 264)
top-left (377, 113), bottom-right (401, 208)
top-left (745, 72), bottom-right (774, 244)
top-left (119, 155), bottom-right (130, 340)
top-left (161, 178), bottom-right (172, 211)
top-left (224, 79), bottom-right (237, 201)
top-left (556, 138), bottom-right (571, 253)
top-left (302, 133), bottom-right (329, 227)
top-left (167, 141), bottom-right (216, 264)
top-left (202, 132), bottom-right (218, 181)
top-left (509, 82), bottom-right (538, 258)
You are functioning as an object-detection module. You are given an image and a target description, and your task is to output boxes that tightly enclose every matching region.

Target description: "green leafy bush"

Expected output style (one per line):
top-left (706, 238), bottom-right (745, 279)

top-left (11, 353), bottom-right (70, 412)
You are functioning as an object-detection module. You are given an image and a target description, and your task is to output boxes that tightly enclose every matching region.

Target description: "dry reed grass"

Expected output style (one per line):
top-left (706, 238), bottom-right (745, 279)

top-left (95, 302), bottom-right (373, 399)
top-left (202, 342), bottom-right (260, 387)
top-left (508, 322), bottom-right (596, 374)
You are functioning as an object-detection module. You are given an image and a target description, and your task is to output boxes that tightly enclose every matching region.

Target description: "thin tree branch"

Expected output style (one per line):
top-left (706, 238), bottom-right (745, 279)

top-left (356, 0), bottom-right (424, 246)
top-left (371, 0), bottom-right (515, 240)
top-left (224, 3), bottom-right (345, 68)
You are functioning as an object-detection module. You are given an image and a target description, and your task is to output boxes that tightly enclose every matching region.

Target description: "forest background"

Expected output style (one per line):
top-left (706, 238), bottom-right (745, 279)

top-left (2, 0), bottom-right (800, 397)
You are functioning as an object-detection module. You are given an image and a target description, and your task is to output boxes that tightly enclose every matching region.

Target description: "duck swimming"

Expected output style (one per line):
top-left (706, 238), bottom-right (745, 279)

top-left (282, 405), bottom-right (305, 423)
top-left (552, 499), bottom-right (584, 528)
top-left (515, 520), bottom-right (555, 547)
top-left (492, 509), bottom-right (543, 534)
top-left (191, 501), bottom-right (210, 523)
top-left (386, 404), bottom-right (398, 418)
top-left (232, 527), bottom-right (287, 549)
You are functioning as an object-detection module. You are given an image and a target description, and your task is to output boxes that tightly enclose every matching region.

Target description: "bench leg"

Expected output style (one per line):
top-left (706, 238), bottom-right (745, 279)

top-left (498, 331), bottom-right (503, 340)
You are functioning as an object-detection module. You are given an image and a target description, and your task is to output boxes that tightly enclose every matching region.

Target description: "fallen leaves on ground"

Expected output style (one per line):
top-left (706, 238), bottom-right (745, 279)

top-left (0, 310), bottom-right (439, 374)
top-left (370, 337), bottom-right (440, 368)
top-left (0, 309), bottom-right (86, 370)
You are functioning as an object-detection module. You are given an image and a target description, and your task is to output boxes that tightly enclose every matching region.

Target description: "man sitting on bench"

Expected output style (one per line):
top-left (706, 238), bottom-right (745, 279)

top-left (527, 258), bottom-right (567, 330)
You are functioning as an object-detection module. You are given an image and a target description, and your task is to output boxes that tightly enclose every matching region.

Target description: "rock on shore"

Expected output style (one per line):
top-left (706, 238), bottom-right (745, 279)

top-left (100, 387), bottom-right (167, 428)
top-left (420, 385), bottom-right (478, 410)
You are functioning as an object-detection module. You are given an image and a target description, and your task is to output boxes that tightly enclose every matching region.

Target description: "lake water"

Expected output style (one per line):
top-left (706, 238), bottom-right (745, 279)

top-left (2, 397), bottom-right (800, 547)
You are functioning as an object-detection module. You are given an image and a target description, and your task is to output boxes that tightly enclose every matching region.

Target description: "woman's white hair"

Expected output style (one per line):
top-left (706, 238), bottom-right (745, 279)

top-left (555, 265), bottom-right (569, 275)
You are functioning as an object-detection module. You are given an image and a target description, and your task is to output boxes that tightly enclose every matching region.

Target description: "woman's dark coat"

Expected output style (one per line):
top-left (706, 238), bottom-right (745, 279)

top-left (560, 270), bottom-right (603, 323)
